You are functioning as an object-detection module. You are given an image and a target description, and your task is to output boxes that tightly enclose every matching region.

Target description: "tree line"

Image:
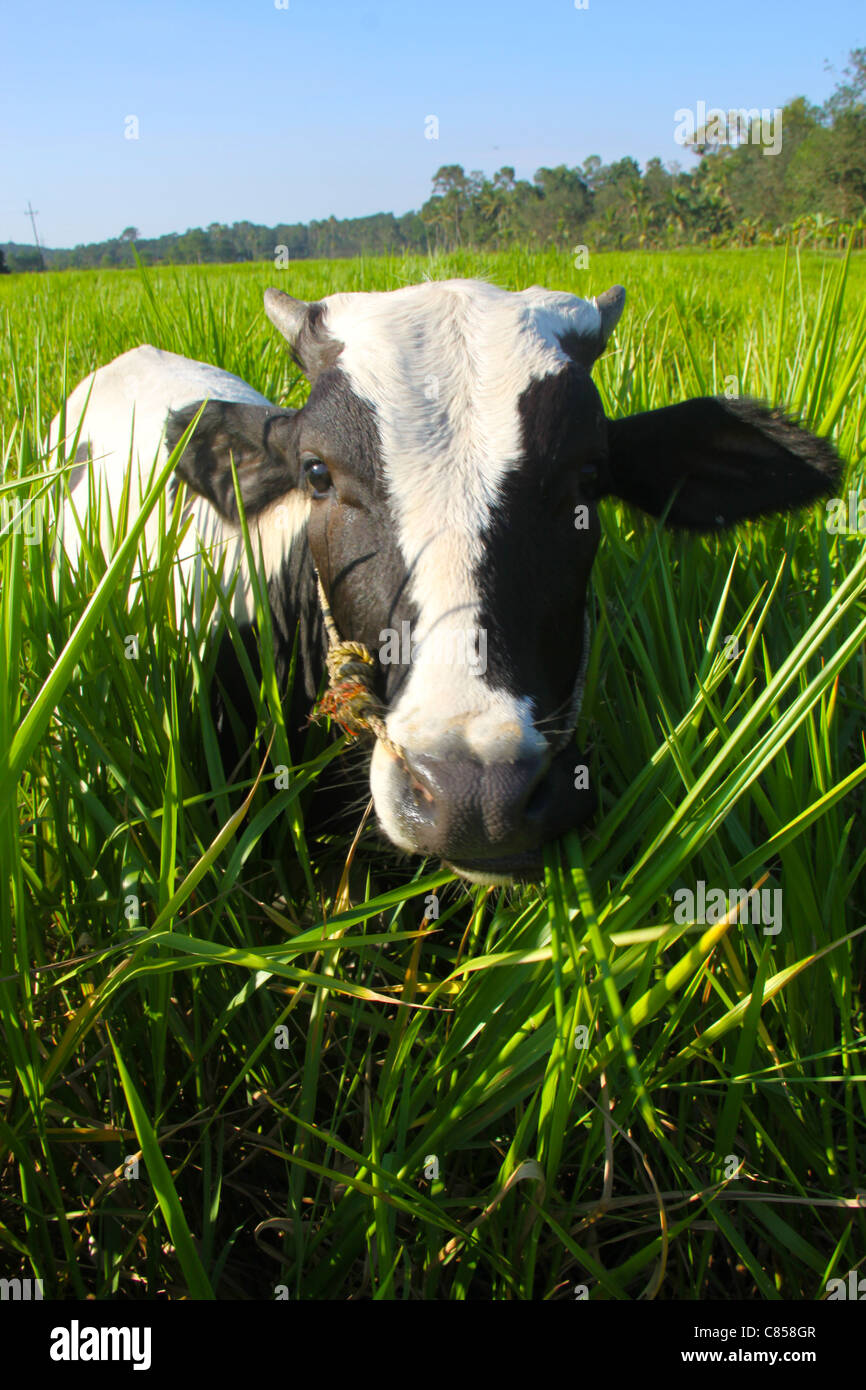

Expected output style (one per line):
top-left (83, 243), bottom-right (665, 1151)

top-left (3, 48), bottom-right (863, 273)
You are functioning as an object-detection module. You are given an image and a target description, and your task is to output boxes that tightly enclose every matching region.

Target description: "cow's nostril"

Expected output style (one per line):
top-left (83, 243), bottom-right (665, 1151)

top-left (393, 749), bottom-right (560, 861)
top-left (400, 760), bottom-right (438, 833)
top-left (410, 776), bottom-right (434, 806)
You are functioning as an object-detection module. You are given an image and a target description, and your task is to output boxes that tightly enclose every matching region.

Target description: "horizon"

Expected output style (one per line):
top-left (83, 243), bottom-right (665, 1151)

top-left (3, 0), bottom-right (862, 251)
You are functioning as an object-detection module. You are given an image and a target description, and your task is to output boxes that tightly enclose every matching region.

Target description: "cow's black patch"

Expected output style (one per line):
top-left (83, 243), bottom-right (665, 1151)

top-left (476, 364), bottom-right (606, 724)
top-left (201, 369), bottom-right (420, 777)
top-left (298, 368), bottom-right (418, 708)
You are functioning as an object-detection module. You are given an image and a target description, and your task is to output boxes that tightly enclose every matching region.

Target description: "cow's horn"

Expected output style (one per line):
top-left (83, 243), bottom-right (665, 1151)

top-left (264, 288), bottom-right (310, 344)
top-left (595, 285), bottom-right (626, 345)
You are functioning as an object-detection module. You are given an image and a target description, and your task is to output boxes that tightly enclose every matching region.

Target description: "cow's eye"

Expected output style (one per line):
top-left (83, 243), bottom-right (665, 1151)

top-left (303, 456), bottom-right (333, 497)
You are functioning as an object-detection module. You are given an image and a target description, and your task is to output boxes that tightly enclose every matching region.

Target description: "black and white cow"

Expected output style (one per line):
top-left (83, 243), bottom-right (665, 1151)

top-left (51, 278), bottom-right (840, 881)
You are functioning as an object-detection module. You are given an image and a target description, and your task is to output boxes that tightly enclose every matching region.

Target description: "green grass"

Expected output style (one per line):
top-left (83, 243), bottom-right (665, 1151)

top-left (0, 246), bottom-right (864, 1300)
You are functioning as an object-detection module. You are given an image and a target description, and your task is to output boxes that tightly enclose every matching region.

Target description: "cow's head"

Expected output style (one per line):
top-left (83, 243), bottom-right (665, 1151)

top-left (169, 279), bottom-right (840, 881)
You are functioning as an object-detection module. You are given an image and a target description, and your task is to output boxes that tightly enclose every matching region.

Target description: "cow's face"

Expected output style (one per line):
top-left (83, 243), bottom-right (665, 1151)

top-left (276, 281), bottom-right (621, 880)
top-left (171, 278), bottom-right (840, 882)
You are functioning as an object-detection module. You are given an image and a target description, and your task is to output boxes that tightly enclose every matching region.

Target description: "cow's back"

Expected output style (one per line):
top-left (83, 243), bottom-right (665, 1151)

top-left (50, 345), bottom-right (275, 573)
top-left (50, 344), bottom-right (294, 628)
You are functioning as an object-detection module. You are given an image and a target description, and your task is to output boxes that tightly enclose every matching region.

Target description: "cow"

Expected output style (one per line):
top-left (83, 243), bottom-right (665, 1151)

top-left (50, 278), bottom-right (841, 882)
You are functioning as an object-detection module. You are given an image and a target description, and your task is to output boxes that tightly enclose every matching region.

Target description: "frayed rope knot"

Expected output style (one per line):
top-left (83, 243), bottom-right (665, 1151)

top-left (312, 574), bottom-right (404, 760)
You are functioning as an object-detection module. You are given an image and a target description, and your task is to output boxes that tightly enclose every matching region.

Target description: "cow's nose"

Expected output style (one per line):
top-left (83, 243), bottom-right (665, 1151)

top-left (396, 749), bottom-right (563, 862)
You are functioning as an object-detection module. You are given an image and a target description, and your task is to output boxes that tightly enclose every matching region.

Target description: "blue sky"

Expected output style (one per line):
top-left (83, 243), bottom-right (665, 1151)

top-left (2, 0), bottom-right (861, 247)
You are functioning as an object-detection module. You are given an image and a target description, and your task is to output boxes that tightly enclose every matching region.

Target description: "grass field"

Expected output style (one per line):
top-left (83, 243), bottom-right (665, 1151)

top-left (1, 246), bottom-right (865, 1300)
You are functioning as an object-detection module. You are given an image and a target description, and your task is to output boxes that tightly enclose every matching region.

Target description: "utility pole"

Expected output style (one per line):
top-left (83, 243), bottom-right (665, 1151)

top-left (24, 201), bottom-right (45, 269)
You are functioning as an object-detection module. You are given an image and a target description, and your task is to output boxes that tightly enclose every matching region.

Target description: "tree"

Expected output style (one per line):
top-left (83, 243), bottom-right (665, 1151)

top-left (824, 47), bottom-right (866, 117)
top-left (8, 54), bottom-right (866, 278)
top-left (531, 165), bottom-right (592, 244)
top-left (421, 165), bottom-right (473, 248)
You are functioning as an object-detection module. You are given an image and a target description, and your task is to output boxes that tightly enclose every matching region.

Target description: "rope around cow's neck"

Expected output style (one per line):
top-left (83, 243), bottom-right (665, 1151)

top-left (312, 573), bottom-right (591, 765)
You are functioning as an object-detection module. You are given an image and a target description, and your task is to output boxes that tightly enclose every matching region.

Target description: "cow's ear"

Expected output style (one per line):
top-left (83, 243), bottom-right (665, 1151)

top-left (559, 284), bottom-right (626, 369)
top-left (603, 397), bottom-right (841, 529)
top-left (166, 401), bottom-right (297, 523)
top-left (264, 288), bottom-right (344, 381)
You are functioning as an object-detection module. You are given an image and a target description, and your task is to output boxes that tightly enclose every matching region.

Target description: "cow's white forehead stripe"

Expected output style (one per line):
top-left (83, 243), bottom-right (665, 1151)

top-left (321, 279), bottom-right (601, 761)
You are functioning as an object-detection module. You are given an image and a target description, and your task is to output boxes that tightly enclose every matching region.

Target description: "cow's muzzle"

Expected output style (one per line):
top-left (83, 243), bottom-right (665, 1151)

top-left (387, 746), bottom-right (595, 881)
